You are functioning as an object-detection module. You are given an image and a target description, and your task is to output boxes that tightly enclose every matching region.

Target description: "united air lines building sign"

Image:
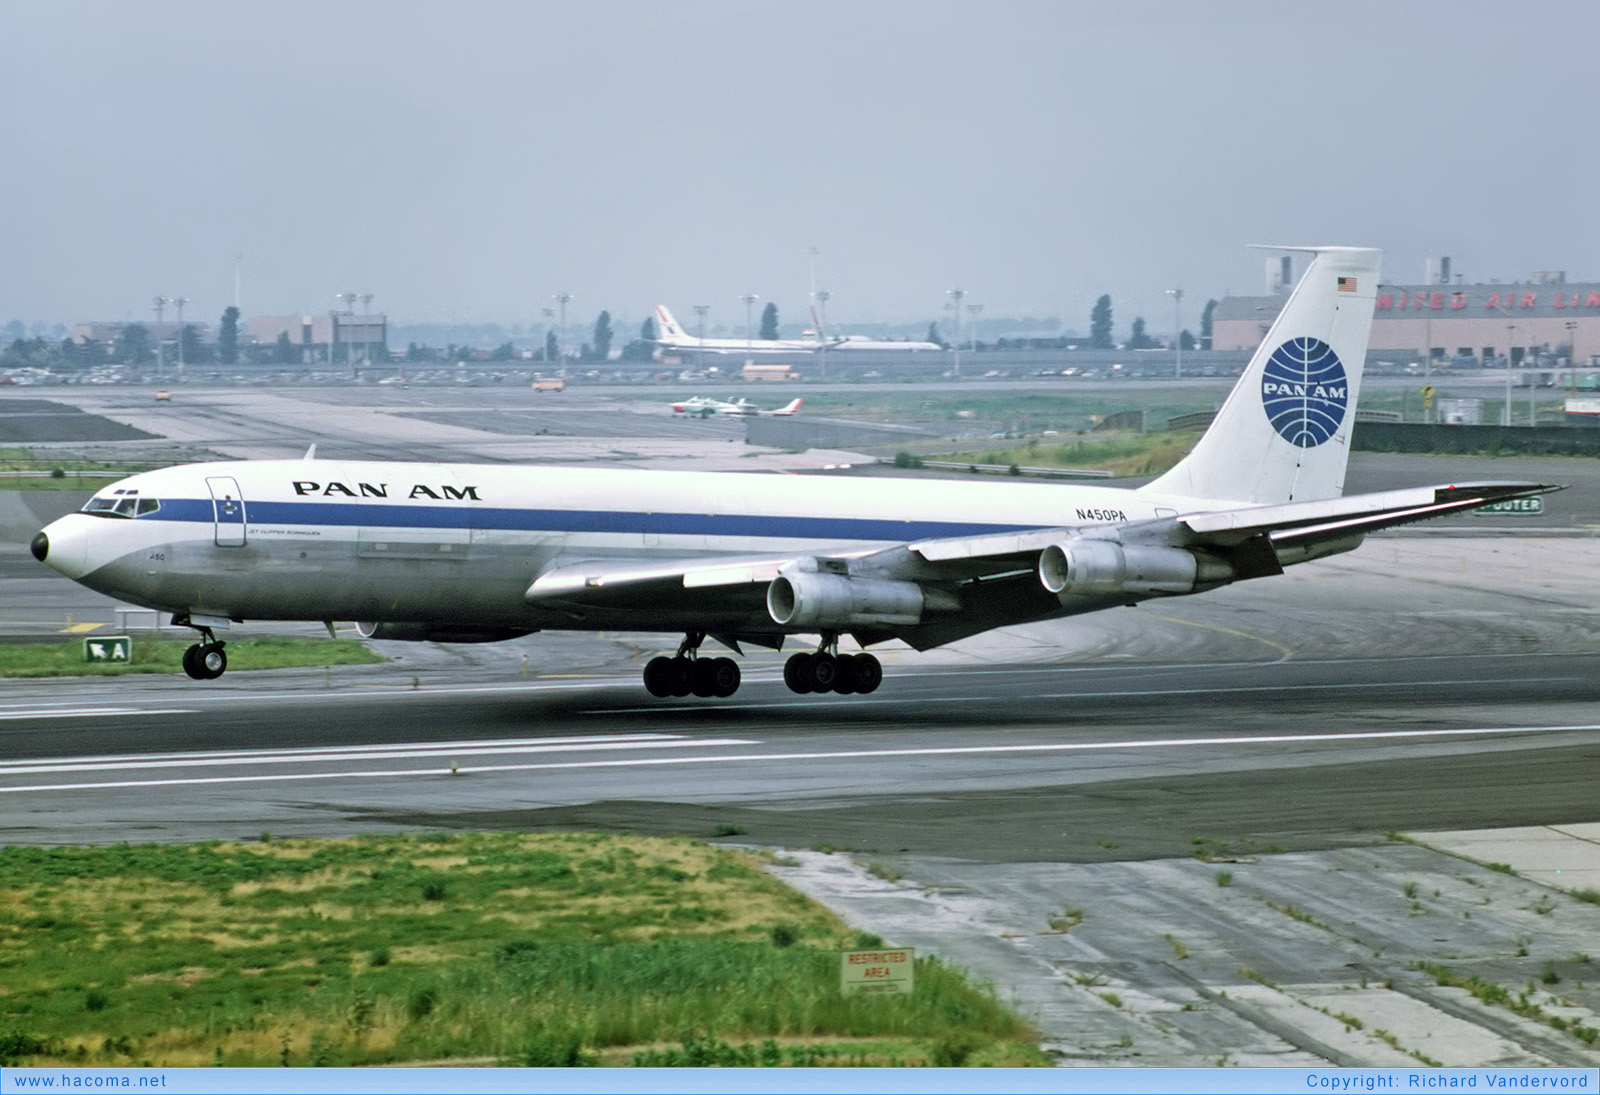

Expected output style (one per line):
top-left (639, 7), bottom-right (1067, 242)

top-left (1213, 279), bottom-right (1600, 366)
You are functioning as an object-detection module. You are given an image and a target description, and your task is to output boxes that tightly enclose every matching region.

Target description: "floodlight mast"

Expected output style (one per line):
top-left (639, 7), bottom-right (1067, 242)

top-left (693, 305), bottom-right (709, 373)
top-left (1166, 287), bottom-right (1183, 379)
top-left (172, 297), bottom-right (189, 373)
top-left (946, 288), bottom-right (965, 377)
top-left (553, 293), bottom-right (573, 372)
top-left (151, 296), bottom-right (168, 378)
top-left (741, 294), bottom-right (759, 349)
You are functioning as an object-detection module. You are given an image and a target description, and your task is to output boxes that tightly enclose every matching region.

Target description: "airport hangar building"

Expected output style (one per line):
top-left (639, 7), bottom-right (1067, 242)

top-left (1212, 272), bottom-right (1600, 368)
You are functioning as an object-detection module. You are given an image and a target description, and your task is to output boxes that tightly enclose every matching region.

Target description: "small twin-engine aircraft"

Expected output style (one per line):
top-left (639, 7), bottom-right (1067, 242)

top-left (32, 248), bottom-right (1558, 699)
top-left (670, 396), bottom-right (803, 418)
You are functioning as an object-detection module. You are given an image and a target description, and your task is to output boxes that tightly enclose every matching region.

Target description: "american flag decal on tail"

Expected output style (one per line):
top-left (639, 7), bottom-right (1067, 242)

top-left (1337, 276), bottom-right (1357, 292)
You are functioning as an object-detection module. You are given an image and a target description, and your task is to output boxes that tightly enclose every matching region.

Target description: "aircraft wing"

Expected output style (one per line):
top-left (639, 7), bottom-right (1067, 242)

top-left (1179, 480), bottom-right (1561, 548)
top-left (905, 480), bottom-right (1561, 567)
top-left (525, 551), bottom-right (841, 606)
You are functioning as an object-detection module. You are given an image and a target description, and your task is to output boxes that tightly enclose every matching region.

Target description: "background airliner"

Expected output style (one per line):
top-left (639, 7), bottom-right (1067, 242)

top-left (653, 304), bottom-right (940, 356)
top-left (653, 306), bottom-right (828, 355)
top-left (33, 248), bottom-right (1556, 701)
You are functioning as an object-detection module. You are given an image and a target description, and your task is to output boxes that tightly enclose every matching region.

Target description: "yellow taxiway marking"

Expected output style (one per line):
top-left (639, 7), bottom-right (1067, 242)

top-left (1140, 611), bottom-right (1295, 662)
top-left (59, 623), bottom-right (105, 634)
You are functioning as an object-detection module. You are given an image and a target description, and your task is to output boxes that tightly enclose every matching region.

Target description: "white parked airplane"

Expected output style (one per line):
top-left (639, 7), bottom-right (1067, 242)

top-left (671, 396), bottom-right (803, 418)
top-left (809, 305), bottom-right (942, 352)
top-left (653, 305), bottom-right (828, 355)
top-left (33, 248), bottom-right (1557, 700)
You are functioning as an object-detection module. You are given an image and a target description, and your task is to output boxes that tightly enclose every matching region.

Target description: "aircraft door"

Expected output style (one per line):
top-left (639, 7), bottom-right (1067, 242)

top-left (206, 476), bottom-right (247, 547)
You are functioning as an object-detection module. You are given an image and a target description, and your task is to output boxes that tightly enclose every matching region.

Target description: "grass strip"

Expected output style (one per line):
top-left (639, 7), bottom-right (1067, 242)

top-left (0, 832), bottom-right (1044, 1067)
top-left (0, 637), bottom-right (385, 677)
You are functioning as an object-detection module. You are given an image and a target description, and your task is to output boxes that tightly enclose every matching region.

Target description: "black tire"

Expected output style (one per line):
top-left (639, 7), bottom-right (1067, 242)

top-left (198, 643), bottom-right (227, 680)
top-left (832, 654), bottom-right (858, 695)
top-left (689, 658), bottom-right (719, 698)
top-left (709, 657), bottom-right (741, 698)
top-left (643, 656), bottom-right (675, 697)
top-left (783, 652), bottom-right (815, 694)
top-left (667, 656), bottom-right (693, 697)
top-left (810, 654), bottom-right (838, 693)
top-left (852, 652), bottom-right (883, 694)
top-left (181, 644), bottom-right (205, 680)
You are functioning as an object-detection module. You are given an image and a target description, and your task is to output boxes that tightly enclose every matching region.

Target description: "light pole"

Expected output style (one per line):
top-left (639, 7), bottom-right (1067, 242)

top-left (966, 302), bottom-right (982, 353)
top-left (172, 296), bottom-right (188, 373)
top-left (1166, 287), bottom-right (1183, 379)
top-left (814, 290), bottom-right (829, 379)
top-left (1566, 320), bottom-right (1579, 404)
top-left (693, 305), bottom-right (709, 374)
top-left (740, 294), bottom-right (759, 350)
top-left (151, 296), bottom-right (168, 378)
top-left (552, 293), bottom-right (572, 370)
top-left (1505, 320), bottom-right (1516, 426)
top-left (946, 288), bottom-right (965, 376)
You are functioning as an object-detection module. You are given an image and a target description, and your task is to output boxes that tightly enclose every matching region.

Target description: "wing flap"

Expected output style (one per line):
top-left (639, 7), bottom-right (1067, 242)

top-left (525, 552), bottom-right (801, 606)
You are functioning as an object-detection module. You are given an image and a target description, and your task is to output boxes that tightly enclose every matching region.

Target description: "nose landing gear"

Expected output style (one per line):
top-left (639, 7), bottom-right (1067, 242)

top-left (782, 633), bottom-right (882, 696)
top-left (177, 621), bottom-right (228, 681)
top-left (642, 632), bottom-right (741, 698)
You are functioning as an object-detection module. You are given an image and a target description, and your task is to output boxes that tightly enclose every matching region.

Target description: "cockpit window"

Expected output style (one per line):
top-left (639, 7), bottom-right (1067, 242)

top-left (82, 494), bottom-right (160, 518)
top-left (83, 496), bottom-right (124, 516)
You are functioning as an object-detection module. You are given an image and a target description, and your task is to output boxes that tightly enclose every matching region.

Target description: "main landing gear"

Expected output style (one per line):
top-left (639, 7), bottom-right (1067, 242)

top-left (783, 633), bottom-right (882, 696)
top-left (180, 626), bottom-right (228, 681)
top-left (643, 632), bottom-right (742, 698)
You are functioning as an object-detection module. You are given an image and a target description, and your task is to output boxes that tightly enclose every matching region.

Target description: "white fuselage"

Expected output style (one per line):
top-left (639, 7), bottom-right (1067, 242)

top-left (39, 460), bottom-right (1204, 637)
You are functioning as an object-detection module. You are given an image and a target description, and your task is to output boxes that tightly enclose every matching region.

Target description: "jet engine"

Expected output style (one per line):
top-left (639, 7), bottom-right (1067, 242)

top-left (766, 572), bottom-right (956, 630)
top-left (1038, 539), bottom-right (1232, 597)
top-left (355, 622), bottom-right (535, 643)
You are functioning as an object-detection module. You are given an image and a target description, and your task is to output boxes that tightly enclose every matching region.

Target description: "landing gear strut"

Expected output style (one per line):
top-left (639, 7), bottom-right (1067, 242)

top-left (783, 632), bottom-right (882, 696)
top-left (642, 632), bottom-right (741, 699)
top-left (180, 624), bottom-right (228, 681)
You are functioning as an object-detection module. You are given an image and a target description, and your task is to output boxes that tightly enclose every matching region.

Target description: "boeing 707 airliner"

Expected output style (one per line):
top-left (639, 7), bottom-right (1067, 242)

top-left (32, 248), bottom-right (1558, 699)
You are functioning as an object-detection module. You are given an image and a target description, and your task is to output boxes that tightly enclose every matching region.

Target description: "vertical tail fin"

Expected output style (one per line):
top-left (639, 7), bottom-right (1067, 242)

top-left (1142, 246), bottom-right (1380, 504)
top-left (654, 305), bottom-right (690, 344)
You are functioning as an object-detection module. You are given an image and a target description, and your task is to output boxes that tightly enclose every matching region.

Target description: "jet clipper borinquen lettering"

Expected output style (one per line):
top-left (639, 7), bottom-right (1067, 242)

top-left (32, 248), bottom-right (1559, 698)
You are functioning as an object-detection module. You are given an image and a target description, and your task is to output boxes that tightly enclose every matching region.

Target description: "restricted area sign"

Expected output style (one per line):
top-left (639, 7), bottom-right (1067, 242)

top-left (84, 635), bottom-right (132, 663)
top-left (840, 947), bottom-right (915, 996)
top-left (1474, 497), bottom-right (1544, 515)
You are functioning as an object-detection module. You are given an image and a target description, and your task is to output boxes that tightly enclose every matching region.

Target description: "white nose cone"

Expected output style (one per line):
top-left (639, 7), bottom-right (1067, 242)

top-left (32, 515), bottom-right (96, 579)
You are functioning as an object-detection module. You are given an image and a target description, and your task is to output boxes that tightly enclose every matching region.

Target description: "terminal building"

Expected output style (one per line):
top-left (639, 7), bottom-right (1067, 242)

top-left (1212, 257), bottom-right (1600, 369)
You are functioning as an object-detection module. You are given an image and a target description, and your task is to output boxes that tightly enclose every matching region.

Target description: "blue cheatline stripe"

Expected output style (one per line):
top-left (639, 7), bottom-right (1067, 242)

top-left (139, 498), bottom-right (1043, 543)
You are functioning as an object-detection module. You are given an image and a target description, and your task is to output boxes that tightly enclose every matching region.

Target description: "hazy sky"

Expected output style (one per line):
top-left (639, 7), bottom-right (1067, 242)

top-left (4, 0), bottom-right (1597, 335)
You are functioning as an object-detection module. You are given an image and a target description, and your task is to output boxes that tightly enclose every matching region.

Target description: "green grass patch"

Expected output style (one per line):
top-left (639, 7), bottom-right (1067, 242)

top-left (0, 637), bottom-right (385, 677)
top-left (0, 457), bottom-right (160, 490)
top-left (924, 431), bottom-right (1202, 478)
top-left (0, 832), bottom-right (1045, 1067)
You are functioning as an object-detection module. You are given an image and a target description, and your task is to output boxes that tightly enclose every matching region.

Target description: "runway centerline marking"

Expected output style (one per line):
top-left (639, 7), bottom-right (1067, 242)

top-left (0, 707), bottom-right (196, 722)
top-left (0, 735), bottom-right (760, 777)
top-left (3, 733), bottom-right (685, 769)
top-left (3, 724), bottom-right (1595, 795)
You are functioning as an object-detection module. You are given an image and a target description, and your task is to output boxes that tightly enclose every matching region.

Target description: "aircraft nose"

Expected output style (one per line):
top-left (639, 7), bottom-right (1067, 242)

top-left (33, 516), bottom-right (92, 578)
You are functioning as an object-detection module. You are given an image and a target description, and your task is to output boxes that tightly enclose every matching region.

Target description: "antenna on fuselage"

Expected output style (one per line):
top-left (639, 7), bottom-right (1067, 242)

top-left (303, 444), bottom-right (317, 460)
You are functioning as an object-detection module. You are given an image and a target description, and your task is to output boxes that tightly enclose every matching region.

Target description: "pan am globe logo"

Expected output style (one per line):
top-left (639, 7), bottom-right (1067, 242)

top-left (1260, 337), bottom-right (1348, 448)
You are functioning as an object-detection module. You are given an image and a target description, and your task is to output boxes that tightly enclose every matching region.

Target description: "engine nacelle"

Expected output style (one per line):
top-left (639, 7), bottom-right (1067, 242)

top-left (767, 572), bottom-right (944, 629)
top-left (1039, 539), bottom-right (1229, 597)
top-left (356, 622), bottom-right (534, 643)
